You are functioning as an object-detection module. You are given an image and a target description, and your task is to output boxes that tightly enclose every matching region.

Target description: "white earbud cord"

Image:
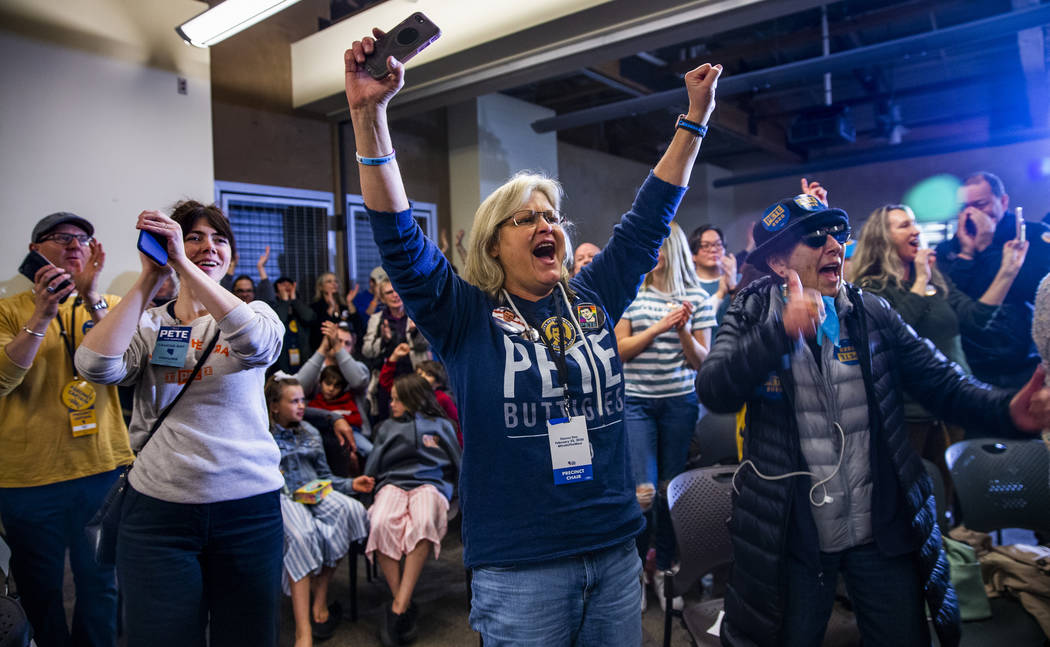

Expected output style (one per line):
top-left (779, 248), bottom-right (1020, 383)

top-left (732, 421), bottom-right (846, 507)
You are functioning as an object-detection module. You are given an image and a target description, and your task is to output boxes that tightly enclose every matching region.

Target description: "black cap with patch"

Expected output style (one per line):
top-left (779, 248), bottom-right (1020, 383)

top-left (749, 195), bottom-right (848, 272)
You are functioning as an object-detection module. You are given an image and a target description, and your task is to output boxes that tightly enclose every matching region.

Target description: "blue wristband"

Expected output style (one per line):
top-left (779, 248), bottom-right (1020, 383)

top-left (356, 149), bottom-right (396, 166)
top-left (675, 114), bottom-right (708, 138)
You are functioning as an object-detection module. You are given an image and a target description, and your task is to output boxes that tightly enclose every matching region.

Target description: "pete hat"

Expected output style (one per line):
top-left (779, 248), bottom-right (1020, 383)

top-left (31, 212), bottom-right (94, 243)
top-left (749, 195), bottom-right (849, 272)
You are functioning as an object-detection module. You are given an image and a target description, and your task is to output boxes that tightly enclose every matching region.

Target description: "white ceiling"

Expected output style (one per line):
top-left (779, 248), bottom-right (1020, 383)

top-left (289, 0), bottom-right (613, 108)
top-left (0, 0), bottom-right (211, 77)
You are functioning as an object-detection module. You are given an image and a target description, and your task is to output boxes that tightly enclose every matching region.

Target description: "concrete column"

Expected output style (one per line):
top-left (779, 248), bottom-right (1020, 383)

top-left (447, 93), bottom-right (557, 249)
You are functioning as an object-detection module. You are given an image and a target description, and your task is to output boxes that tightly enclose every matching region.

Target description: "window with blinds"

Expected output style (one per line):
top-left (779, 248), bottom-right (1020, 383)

top-left (345, 195), bottom-right (437, 284)
top-left (215, 181), bottom-right (335, 291)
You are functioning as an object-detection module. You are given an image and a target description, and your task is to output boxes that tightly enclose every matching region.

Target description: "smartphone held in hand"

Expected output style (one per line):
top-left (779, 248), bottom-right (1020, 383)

top-left (19, 250), bottom-right (72, 303)
top-left (1016, 206), bottom-right (1025, 242)
top-left (137, 230), bottom-right (169, 266)
top-left (363, 12), bottom-right (441, 80)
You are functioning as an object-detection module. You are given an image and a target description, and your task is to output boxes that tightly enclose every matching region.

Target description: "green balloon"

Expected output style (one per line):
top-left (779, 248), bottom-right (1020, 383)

top-left (903, 174), bottom-right (962, 223)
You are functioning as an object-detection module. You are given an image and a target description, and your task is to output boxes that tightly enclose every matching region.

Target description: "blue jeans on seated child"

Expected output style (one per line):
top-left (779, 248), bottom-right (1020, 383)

top-left (469, 539), bottom-right (642, 647)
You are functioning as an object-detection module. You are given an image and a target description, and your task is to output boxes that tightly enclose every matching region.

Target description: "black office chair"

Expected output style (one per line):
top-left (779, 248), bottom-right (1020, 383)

top-left (686, 412), bottom-right (739, 470)
top-left (933, 439), bottom-right (1050, 646)
top-left (945, 439), bottom-right (1050, 536)
top-left (662, 465), bottom-right (735, 647)
top-left (663, 466), bottom-right (860, 647)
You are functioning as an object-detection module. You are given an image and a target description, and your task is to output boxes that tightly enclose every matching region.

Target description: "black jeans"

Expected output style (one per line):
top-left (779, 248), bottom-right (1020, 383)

top-left (117, 487), bottom-right (283, 647)
top-left (781, 541), bottom-right (928, 647)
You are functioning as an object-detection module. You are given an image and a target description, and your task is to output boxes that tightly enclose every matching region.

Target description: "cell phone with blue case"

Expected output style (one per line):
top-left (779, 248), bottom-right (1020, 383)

top-left (137, 230), bottom-right (168, 266)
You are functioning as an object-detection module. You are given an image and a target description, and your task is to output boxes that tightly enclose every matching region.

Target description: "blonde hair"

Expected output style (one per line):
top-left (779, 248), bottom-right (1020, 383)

top-left (313, 272), bottom-right (346, 305)
top-left (462, 172), bottom-right (571, 300)
top-left (643, 222), bottom-right (700, 297)
top-left (848, 204), bottom-right (948, 295)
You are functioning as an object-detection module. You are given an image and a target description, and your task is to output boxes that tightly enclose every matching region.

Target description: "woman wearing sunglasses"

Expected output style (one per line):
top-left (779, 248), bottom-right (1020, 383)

top-left (848, 204), bottom-right (1027, 499)
top-left (696, 193), bottom-right (1050, 646)
top-left (344, 28), bottom-right (721, 646)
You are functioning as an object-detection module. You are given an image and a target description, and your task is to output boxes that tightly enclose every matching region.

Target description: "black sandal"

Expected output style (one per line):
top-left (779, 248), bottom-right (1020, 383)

top-left (311, 600), bottom-right (342, 641)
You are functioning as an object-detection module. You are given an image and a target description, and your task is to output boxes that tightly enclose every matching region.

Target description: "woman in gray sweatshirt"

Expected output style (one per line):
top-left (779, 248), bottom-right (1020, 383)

top-left (76, 201), bottom-right (285, 647)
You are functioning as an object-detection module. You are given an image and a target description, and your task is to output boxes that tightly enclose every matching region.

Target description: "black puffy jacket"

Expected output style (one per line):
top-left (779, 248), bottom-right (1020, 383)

top-left (697, 276), bottom-right (1019, 647)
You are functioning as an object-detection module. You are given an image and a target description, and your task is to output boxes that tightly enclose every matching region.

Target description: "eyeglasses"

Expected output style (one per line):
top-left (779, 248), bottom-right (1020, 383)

top-left (502, 209), bottom-right (563, 228)
top-left (800, 223), bottom-right (851, 249)
top-left (697, 241), bottom-right (724, 251)
top-left (40, 233), bottom-right (93, 246)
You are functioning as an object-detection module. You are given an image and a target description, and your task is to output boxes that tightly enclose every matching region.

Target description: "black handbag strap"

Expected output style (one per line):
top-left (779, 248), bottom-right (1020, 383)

top-left (139, 327), bottom-right (220, 453)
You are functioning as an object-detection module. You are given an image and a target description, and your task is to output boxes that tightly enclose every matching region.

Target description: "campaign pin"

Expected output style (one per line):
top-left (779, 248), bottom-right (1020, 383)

top-left (541, 316), bottom-right (578, 352)
top-left (491, 307), bottom-right (528, 335)
top-left (574, 303), bottom-right (605, 330)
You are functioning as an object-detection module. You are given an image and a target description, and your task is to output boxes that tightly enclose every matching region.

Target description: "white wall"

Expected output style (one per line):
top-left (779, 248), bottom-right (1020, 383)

top-left (0, 29), bottom-right (213, 298)
top-left (447, 93), bottom-right (558, 242)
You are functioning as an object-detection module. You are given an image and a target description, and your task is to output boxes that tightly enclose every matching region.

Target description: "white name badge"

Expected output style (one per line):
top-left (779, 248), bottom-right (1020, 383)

top-left (547, 415), bottom-right (593, 485)
top-left (151, 325), bottom-right (192, 367)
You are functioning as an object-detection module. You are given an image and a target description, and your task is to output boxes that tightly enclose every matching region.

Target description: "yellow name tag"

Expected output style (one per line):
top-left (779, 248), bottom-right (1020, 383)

top-left (70, 408), bottom-right (98, 437)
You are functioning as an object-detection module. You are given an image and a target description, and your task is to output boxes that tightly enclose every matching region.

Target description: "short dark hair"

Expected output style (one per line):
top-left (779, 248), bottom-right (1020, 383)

top-left (232, 274), bottom-right (253, 286)
top-left (274, 276), bottom-right (294, 288)
top-left (688, 224), bottom-right (724, 255)
top-left (319, 365), bottom-right (347, 389)
top-left (417, 360), bottom-right (451, 392)
top-left (170, 201), bottom-right (236, 258)
top-left (964, 171), bottom-right (1005, 198)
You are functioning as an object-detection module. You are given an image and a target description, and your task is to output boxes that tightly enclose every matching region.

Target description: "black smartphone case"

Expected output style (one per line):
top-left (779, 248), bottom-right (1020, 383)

top-left (19, 251), bottom-right (72, 303)
top-left (364, 13), bottom-right (441, 80)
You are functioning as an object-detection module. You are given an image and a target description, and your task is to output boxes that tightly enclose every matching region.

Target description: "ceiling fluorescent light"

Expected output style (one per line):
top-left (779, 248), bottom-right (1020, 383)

top-left (176, 0), bottom-right (302, 48)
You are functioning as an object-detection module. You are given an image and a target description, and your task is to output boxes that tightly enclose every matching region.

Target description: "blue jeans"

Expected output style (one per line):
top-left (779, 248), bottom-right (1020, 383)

top-left (625, 392), bottom-right (699, 569)
top-left (0, 468), bottom-right (121, 647)
top-left (782, 541), bottom-right (928, 647)
top-left (116, 487), bottom-right (283, 647)
top-left (470, 540), bottom-right (642, 647)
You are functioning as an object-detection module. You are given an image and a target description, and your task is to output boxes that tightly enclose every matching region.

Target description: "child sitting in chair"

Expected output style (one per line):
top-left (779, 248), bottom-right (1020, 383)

top-left (266, 374), bottom-right (370, 647)
top-left (351, 373), bottom-right (461, 647)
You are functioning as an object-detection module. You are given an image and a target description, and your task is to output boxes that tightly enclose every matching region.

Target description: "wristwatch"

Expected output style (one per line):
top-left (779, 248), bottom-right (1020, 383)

top-left (675, 114), bottom-right (709, 138)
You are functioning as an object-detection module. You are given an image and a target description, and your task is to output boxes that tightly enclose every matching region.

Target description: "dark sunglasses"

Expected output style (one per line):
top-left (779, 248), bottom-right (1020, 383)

top-left (801, 223), bottom-right (851, 249)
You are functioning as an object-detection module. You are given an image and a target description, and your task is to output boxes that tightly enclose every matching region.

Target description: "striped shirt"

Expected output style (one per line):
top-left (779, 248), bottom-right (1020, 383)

top-left (622, 285), bottom-right (715, 398)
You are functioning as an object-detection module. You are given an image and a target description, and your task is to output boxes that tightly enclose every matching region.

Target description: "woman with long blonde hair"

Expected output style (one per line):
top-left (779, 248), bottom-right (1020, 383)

top-left (849, 203), bottom-right (1027, 488)
top-left (614, 221), bottom-right (716, 611)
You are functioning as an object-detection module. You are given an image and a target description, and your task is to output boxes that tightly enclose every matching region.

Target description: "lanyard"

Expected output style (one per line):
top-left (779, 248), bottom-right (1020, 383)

top-left (55, 298), bottom-right (79, 379)
top-left (502, 287), bottom-right (573, 416)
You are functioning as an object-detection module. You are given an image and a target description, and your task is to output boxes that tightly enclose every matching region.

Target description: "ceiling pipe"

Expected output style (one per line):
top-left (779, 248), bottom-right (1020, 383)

top-left (710, 127), bottom-right (1050, 187)
top-left (531, 3), bottom-right (1050, 133)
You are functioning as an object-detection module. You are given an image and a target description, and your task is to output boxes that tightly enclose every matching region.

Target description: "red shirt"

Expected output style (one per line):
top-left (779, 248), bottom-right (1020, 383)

top-left (308, 390), bottom-right (363, 428)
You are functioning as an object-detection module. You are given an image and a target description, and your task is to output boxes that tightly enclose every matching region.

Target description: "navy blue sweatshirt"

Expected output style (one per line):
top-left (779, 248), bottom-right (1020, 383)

top-left (369, 172), bottom-right (685, 567)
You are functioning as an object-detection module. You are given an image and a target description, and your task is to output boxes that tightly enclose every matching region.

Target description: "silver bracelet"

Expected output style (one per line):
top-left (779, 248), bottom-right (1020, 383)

top-left (23, 326), bottom-right (46, 338)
